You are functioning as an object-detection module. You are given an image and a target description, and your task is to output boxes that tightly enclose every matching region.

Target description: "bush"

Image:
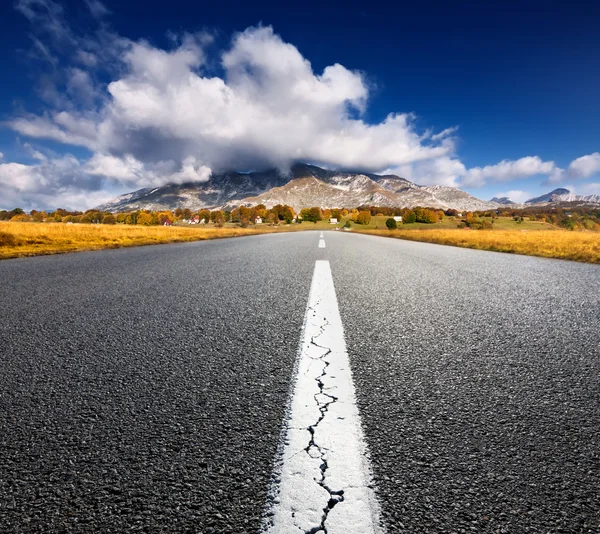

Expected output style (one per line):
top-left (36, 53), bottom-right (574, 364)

top-left (344, 221), bottom-right (352, 228)
top-left (386, 218), bottom-right (397, 230)
top-left (0, 231), bottom-right (21, 247)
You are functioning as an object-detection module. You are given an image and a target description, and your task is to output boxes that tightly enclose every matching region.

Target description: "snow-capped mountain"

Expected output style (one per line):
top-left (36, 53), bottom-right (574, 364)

top-left (96, 163), bottom-right (499, 212)
top-left (525, 188), bottom-right (600, 205)
top-left (490, 196), bottom-right (515, 205)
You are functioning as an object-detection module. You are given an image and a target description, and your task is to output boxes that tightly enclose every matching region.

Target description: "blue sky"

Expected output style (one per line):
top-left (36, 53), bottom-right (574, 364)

top-left (0, 0), bottom-right (599, 210)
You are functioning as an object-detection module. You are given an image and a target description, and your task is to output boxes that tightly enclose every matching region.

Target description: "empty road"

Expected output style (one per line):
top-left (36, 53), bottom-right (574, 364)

top-left (1, 231), bottom-right (599, 533)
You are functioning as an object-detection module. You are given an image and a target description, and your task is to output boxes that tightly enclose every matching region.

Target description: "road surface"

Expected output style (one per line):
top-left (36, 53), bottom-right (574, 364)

top-left (0, 231), bottom-right (598, 533)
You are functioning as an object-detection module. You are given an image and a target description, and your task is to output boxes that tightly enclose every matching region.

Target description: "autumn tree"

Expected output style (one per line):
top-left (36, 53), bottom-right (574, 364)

top-left (198, 209), bottom-right (211, 223)
top-left (158, 211), bottom-right (174, 225)
top-left (210, 210), bottom-right (224, 223)
top-left (137, 212), bottom-right (158, 225)
top-left (355, 211), bottom-right (372, 225)
top-left (102, 214), bottom-right (116, 224)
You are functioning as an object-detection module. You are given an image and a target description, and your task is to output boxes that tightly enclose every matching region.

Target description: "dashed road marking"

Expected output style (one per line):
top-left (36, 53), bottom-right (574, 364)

top-left (262, 260), bottom-right (383, 534)
top-left (318, 238), bottom-right (326, 248)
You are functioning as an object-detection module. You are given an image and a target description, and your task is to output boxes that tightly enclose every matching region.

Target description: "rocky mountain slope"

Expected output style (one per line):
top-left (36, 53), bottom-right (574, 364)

top-left (490, 196), bottom-right (515, 205)
top-left (525, 188), bottom-right (600, 205)
top-left (97, 163), bottom-right (499, 212)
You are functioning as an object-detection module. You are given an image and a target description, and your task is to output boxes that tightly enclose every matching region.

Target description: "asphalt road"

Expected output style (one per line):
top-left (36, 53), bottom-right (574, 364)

top-left (1, 231), bottom-right (599, 533)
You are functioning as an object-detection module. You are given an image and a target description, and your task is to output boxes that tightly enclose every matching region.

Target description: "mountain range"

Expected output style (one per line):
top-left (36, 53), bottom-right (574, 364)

top-left (96, 164), bottom-right (600, 213)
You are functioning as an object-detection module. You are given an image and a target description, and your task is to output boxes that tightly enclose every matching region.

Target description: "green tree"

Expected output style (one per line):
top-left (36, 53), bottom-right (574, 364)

top-left (386, 218), bottom-right (397, 229)
top-left (403, 209), bottom-right (416, 224)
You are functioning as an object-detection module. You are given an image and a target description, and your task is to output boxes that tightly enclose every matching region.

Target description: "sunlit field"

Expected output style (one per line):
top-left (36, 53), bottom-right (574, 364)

top-left (0, 222), bottom-right (283, 259)
top-left (2, 219), bottom-right (600, 263)
top-left (355, 228), bottom-right (600, 263)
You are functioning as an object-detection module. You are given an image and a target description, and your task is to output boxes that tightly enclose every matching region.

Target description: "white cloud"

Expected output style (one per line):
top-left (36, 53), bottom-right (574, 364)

top-left (3, 3), bottom-right (599, 209)
top-left (462, 156), bottom-right (556, 187)
top-left (567, 152), bottom-right (600, 179)
top-left (578, 182), bottom-right (600, 195)
top-left (430, 126), bottom-right (458, 141)
top-left (9, 24), bottom-right (454, 181)
top-left (0, 156), bottom-right (114, 210)
top-left (85, 153), bottom-right (211, 187)
top-left (545, 153), bottom-right (600, 185)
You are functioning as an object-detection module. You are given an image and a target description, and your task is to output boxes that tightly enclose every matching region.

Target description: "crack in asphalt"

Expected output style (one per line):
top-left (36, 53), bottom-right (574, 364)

top-left (303, 306), bottom-right (345, 534)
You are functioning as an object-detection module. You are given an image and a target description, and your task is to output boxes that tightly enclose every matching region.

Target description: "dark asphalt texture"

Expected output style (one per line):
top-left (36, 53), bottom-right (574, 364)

top-left (0, 234), bottom-right (317, 533)
top-left (328, 232), bottom-right (600, 533)
top-left (1, 231), bottom-right (599, 533)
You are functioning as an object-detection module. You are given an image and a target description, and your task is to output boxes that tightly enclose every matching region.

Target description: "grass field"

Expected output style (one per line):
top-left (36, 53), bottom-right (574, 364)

top-left (354, 227), bottom-right (600, 263)
top-left (351, 215), bottom-right (557, 231)
top-left (0, 222), bottom-right (284, 259)
top-left (2, 219), bottom-right (599, 263)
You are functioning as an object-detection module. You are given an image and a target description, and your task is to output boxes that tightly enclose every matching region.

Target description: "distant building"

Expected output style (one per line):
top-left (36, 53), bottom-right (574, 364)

top-left (393, 216), bottom-right (402, 222)
top-left (330, 218), bottom-right (338, 224)
top-left (163, 219), bottom-right (172, 226)
top-left (199, 218), bottom-right (206, 224)
top-left (255, 216), bottom-right (263, 224)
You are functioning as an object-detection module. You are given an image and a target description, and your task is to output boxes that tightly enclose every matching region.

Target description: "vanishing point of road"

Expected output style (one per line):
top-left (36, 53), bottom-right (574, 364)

top-left (1, 231), bottom-right (599, 533)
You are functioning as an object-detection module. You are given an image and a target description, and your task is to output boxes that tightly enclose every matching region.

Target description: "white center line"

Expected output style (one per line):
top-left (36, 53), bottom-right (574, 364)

top-left (318, 238), bottom-right (326, 248)
top-left (262, 260), bottom-right (383, 534)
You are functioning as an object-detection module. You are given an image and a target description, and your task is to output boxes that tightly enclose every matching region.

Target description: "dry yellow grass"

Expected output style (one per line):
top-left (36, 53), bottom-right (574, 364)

top-left (355, 228), bottom-right (600, 264)
top-left (0, 221), bottom-right (284, 259)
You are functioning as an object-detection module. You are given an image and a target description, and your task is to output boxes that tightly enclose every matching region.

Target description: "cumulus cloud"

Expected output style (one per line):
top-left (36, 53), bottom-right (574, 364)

top-left (462, 156), bottom-right (556, 187)
top-left (2, 0), bottom-right (598, 210)
top-left (0, 156), bottom-right (113, 210)
top-left (7, 20), bottom-right (454, 179)
top-left (547, 152), bottom-right (600, 184)
top-left (85, 154), bottom-right (211, 187)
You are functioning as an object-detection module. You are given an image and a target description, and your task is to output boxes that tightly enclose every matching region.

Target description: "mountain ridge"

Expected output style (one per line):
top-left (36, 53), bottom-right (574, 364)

top-left (96, 164), bottom-right (600, 213)
top-left (96, 164), bottom-right (499, 213)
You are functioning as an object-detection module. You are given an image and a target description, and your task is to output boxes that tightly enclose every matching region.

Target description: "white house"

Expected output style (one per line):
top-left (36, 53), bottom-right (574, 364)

top-left (330, 217), bottom-right (338, 224)
top-left (255, 216), bottom-right (263, 224)
top-left (393, 216), bottom-right (403, 222)
top-left (199, 218), bottom-right (206, 224)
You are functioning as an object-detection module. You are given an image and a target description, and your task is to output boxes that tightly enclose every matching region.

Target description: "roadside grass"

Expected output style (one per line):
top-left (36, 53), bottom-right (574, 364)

top-left (354, 228), bottom-right (600, 263)
top-left (0, 222), bottom-right (286, 259)
top-left (3, 219), bottom-right (598, 263)
top-left (351, 215), bottom-right (557, 231)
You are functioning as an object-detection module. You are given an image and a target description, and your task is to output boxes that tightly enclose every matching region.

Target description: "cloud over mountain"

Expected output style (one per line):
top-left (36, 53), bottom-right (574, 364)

top-left (0, 0), bottom-right (598, 210)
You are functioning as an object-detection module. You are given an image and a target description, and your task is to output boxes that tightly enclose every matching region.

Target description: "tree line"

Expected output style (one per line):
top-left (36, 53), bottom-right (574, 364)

top-left (2, 204), bottom-right (599, 231)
